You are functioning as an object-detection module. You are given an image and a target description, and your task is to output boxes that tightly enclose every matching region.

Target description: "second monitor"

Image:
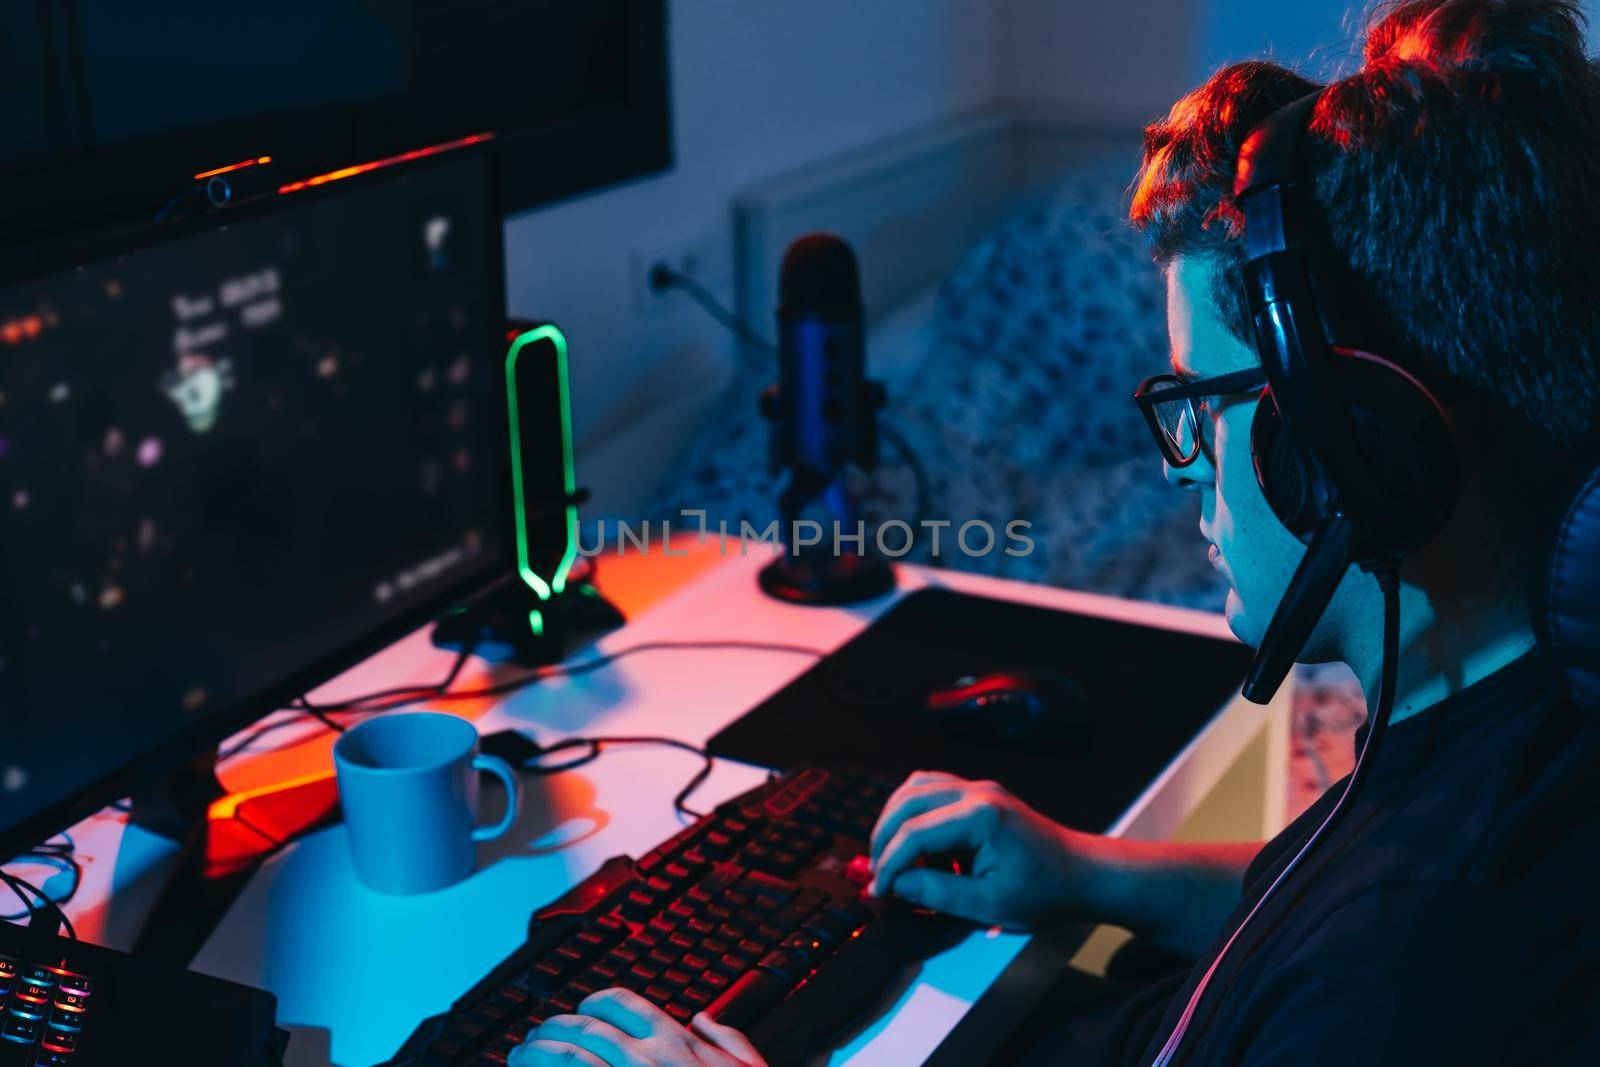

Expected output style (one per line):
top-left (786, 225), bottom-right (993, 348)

top-left (0, 144), bottom-right (518, 857)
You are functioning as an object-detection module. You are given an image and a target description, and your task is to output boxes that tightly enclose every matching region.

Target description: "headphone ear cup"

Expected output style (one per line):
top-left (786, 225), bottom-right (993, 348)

top-left (1329, 353), bottom-right (1459, 556)
top-left (1252, 388), bottom-right (1317, 538)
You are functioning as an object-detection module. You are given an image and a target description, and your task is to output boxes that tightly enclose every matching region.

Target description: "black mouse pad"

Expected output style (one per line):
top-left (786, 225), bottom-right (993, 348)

top-left (708, 588), bottom-right (1254, 832)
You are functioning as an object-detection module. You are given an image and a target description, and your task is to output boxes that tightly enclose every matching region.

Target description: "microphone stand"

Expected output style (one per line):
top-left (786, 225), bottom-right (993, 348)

top-left (757, 450), bottom-right (895, 606)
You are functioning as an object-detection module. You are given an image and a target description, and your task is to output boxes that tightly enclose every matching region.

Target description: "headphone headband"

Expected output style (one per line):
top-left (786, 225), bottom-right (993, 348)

top-left (1234, 92), bottom-right (1320, 218)
top-left (1231, 91), bottom-right (1460, 702)
top-left (1234, 91), bottom-right (1398, 529)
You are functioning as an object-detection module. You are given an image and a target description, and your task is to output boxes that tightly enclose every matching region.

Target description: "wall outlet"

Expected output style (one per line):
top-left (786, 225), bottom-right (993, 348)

top-left (629, 229), bottom-right (733, 315)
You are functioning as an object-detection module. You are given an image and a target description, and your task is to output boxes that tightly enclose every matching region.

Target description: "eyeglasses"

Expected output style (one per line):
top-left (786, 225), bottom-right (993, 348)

top-left (1133, 367), bottom-right (1267, 467)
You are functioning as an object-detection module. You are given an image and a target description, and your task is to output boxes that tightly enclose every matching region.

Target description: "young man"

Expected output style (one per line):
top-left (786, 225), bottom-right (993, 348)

top-left (512, 1), bottom-right (1599, 1063)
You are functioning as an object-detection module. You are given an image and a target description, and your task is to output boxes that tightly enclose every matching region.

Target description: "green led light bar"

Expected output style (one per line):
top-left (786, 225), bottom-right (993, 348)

top-left (505, 324), bottom-right (580, 612)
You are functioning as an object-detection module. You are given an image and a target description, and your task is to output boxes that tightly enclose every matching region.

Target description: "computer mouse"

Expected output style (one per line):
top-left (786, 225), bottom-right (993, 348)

top-left (923, 669), bottom-right (1095, 743)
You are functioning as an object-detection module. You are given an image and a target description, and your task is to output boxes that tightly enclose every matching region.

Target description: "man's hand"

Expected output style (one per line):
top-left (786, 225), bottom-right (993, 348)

top-left (510, 989), bottom-right (766, 1067)
top-left (868, 770), bottom-right (1097, 929)
top-left (871, 770), bottom-right (1264, 953)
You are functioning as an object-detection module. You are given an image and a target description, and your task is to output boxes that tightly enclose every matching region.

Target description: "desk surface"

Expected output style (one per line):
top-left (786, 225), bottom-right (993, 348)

top-left (51, 549), bottom-right (1283, 1066)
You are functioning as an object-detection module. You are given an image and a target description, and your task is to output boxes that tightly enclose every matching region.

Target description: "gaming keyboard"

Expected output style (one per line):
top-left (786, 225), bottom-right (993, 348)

top-left (0, 954), bottom-right (89, 1066)
top-left (387, 766), bottom-right (967, 1067)
top-left (0, 919), bottom-right (285, 1066)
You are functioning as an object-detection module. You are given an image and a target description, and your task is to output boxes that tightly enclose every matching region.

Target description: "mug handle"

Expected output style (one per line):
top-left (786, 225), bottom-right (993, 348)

top-left (471, 755), bottom-right (522, 842)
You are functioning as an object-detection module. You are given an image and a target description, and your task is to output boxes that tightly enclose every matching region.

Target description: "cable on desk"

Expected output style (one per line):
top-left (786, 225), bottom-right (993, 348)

top-left (521, 735), bottom-right (718, 819)
top-left (1, 833), bottom-right (80, 921)
top-left (297, 707), bottom-right (348, 734)
top-left (358, 639), bottom-right (827, 712)
top-left (1, 873), bottom-right (48, 929)
top-left (295, 642), bottom-right (477, 718)
top-left (217, 642), bottom-right (480, 760)
top-left (1, 833), bottom-right (79, 940)
top-left (215, 712), bottom-right (335, 762)
top-left (218, 639), bottom-right (827, 762)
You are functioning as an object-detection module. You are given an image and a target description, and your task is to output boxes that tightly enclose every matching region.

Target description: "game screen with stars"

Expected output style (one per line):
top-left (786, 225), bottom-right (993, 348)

top-left (0, 151), bottom-right (507, 835)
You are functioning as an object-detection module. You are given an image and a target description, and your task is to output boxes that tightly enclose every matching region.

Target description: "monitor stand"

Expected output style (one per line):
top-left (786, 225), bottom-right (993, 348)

top-left (128, 750), bottom-right (339, 969)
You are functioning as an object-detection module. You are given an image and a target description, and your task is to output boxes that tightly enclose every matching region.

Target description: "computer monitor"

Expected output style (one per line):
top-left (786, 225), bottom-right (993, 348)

top-left (0, 1), bottom-right (670, 248)
top-left (0, 144), bottom-right (516, 857)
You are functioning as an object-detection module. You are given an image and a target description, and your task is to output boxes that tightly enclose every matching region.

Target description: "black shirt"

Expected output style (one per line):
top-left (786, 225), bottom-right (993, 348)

top-left (1029, 653), bottom-right (1600, 1065)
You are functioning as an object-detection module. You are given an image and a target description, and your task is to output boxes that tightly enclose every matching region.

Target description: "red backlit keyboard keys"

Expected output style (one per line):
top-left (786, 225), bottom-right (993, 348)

top-left (39, 1029), bottom-right (78, 1053)
top-left (52, 992), bottom-right (87, 1015)
top-left (0, 956), bottom-right (93, 1061)
top-left (390, 766), bottom-right (945, 1065)
top-left (14, 982), bottom-right (51, 1004)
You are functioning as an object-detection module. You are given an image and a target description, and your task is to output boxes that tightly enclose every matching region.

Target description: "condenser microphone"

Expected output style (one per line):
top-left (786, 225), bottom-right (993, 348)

top-left (765, 234), bottom-right (880, 479)
top-left (758, 233), bottom-right (893, 605)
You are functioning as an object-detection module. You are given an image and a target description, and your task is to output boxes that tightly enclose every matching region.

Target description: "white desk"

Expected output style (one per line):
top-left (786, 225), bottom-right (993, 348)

top-left (50, 551), bottom-right (1288, 1066)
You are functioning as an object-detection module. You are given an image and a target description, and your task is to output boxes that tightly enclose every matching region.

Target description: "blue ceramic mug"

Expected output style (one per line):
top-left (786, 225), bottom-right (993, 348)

top-left (333, 711), bottom-right (521, 894)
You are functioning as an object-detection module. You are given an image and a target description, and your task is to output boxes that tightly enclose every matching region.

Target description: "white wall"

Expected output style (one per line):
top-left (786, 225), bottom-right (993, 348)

top-left (503, 0), bottom-right (1002, 516)
top-left (996, 0), bottom-right (1204, 124)
top-left (999, 0), bottom-right (1600, 118)
top-left (1195, 0), bottom-right (1365, 77)
top-left (1194, 0), bottom-right (1600, 79)
top-left (994, 0), bottom-right (1369, 121)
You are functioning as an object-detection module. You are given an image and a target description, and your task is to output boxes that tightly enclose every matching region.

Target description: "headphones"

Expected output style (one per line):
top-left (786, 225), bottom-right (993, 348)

top-left (1235, 90), bottom-right (1600, 712)
top-left (1150, 89), bottom-right (1600, 1067)
top-left (1233, 90), bottom-right (1460, 703)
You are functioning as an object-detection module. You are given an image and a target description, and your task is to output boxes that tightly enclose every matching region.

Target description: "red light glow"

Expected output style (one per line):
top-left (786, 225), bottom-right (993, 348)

top-left (193, 155), bottom-right (272, 181)
top-left (0, 314), bottom-right (44, 346)
top-left (277, 134), bottom-right (492, 196)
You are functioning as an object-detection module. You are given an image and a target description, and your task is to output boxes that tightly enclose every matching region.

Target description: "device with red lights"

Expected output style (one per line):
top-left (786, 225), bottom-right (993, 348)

top-left (194, 156), bottom-right (274, 183)
top-left (386, 765), bottom-right (963, 1067)
top-left (0, 923), bottom-right (285, 1065)
top-left (276, 135), bottom-right (490, 196)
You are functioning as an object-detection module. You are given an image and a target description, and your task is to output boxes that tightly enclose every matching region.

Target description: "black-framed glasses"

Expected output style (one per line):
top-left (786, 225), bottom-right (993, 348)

top-left (1133, 367), bottom-right (1267, 467)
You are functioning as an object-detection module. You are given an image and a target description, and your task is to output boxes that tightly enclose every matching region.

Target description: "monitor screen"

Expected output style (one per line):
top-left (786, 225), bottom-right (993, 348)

top-left (0, 148), bottom-right (508, 848)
